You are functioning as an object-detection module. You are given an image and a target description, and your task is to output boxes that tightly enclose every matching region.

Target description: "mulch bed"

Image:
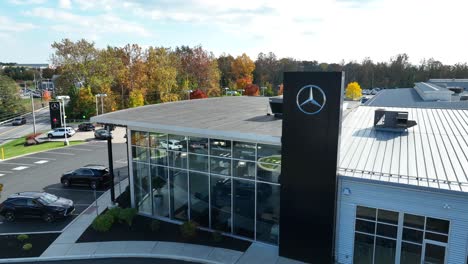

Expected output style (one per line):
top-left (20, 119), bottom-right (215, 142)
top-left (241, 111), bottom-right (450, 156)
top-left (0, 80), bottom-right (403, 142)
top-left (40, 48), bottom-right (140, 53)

top-left (77, 214), bottom-right (251, 252)
top-left (0, 233), bottom-right (59, 258)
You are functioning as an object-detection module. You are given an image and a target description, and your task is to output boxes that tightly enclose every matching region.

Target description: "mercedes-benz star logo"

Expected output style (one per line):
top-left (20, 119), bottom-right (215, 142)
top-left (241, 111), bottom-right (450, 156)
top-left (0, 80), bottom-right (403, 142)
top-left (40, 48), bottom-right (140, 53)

top-left (296, 84), bottom-right (326, 115)
top-left (50, 102), bottom-right (59, 110)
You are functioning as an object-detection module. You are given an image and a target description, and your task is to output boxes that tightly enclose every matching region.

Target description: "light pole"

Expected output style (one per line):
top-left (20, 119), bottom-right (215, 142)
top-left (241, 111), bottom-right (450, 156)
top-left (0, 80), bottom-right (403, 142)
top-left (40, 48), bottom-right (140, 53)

top-left (261, 86), bottom-right (267, 96)
top-left (187, 90), bottom-right (193, 100)
top-left (224, 87), bottom-right (229, 96)
top-left (30, 93), bottom-right (36, 134)
top-left (95, 94), bottom-right (107, 115)
top-left (56, 96), bottom-right (70, 146)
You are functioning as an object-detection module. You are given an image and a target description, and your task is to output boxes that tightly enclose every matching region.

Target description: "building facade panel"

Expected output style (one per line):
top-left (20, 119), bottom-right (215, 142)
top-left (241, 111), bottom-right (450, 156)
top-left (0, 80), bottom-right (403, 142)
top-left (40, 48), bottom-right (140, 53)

top-left (336, 177), bottom-right (468, 264)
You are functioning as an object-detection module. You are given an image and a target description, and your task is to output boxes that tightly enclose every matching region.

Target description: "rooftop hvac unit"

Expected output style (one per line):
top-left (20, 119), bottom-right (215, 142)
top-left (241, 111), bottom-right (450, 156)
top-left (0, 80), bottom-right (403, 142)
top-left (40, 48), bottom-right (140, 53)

top-left (374, 109), bottom-right (417, 132)
top-left (269, 96), bottom-right (283, 118)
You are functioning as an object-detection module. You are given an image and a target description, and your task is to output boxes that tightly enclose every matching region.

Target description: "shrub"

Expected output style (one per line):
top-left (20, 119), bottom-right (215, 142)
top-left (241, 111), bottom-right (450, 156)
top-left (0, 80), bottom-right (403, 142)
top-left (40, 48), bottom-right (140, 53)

top-left (92, 213), bottom-right (114, 232)
top-left (212, 231), bottom-right (223, 242)
top-left (106, 207), bottom-right (122, 222)
top-left (25, 133), bottom-right (41, 140)
top-left (150, 219), bottom-right (160, 232)
top-left (118, 208), bottom-right (137, 226)
top-left (17, 234), bottom-right (29, 242)
top-left (180, 221), bottom-right (198, 240)
top-left (22, 243), bottom-right (32, 251)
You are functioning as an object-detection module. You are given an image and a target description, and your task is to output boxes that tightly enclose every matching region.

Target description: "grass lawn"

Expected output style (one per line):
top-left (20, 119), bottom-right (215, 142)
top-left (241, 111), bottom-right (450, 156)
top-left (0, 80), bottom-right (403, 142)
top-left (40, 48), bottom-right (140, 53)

top-left (0, 137), bottom-right (84, 159)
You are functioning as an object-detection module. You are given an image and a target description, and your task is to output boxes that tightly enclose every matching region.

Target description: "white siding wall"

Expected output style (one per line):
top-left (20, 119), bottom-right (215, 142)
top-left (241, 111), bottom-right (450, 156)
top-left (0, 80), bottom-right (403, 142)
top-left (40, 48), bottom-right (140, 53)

top-left (335, 177), bottom-right (468, 264)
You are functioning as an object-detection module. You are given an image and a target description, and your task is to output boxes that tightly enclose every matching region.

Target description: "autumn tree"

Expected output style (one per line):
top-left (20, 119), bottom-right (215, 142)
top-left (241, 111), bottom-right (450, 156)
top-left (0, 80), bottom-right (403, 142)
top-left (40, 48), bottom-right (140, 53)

top-left (129, 89), bottom-right (144, 107)
top-left (232, 53), bottom-right (255, 89)
top-left (190, 89), bottom-right (208, 99)
top-left (217, 54), bottom-right (235, 88)
top-left (253, 52), bottom-right (278, 87)
top-left (345, 82), bottom-right (362, 100)
top-left (146, 47), bottom-right (178, 103)
top-left (244, 84), bottom-right (260, 96)
top-left (42, 90), bottom-right (51, 101)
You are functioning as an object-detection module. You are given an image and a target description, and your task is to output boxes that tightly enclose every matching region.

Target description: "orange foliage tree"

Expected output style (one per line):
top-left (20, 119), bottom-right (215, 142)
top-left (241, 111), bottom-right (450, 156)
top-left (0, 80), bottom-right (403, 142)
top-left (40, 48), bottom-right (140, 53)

top-left (42, 90), bottom-right (51, 101)
top-left (244, 84), bottom-right (260, 96)
top-left (278, 84), bottom-right (284, 95)
top-left (235, 76), bottom-right (253, 90)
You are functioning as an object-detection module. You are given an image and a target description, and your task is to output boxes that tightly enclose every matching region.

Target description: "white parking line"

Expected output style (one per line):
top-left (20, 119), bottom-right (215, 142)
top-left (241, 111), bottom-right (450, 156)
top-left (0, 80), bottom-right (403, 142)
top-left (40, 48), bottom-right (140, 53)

top-left (0, 171), bottom-right (12, 174)
top-left (20, 156), bottom-right (56, 160)
top-left (12, 166), bottom-right (28, 170)
top-left (0, 174), bottom-right (4, 177)
top-left (68, 148), bottom-right (93, 151)
top-left (44, 151), bottom-right (75, 155)
top-left (0, 161), bottom-right (35, 166)
top-left (34, 160), bottom-right (49, 164)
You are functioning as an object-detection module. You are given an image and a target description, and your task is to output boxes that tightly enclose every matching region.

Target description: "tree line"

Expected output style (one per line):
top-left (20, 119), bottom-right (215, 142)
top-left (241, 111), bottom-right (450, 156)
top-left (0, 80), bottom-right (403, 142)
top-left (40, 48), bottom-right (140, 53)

top-left (2, 38), bottom-right (468, 119)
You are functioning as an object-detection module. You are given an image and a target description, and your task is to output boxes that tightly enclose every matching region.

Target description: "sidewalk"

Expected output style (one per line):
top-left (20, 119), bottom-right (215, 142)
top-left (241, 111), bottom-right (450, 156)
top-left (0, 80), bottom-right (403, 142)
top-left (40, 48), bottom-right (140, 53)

top-left (0, 179), bottom-right (305, 264)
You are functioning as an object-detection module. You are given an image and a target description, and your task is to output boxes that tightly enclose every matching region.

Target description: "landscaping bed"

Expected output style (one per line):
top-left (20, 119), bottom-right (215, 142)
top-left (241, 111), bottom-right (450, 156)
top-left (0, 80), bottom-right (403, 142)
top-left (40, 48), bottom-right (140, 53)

top-left (77, 213), bottom-right (251, 252)
top-left (0, 233), bottom-right (59, 258)
top-left (0, 136), bottom-right (83, 159)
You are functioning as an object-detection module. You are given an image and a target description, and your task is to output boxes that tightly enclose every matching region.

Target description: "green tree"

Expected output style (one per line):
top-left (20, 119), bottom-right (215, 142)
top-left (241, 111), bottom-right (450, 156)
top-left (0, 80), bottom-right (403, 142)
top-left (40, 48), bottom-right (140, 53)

top-left (146, 47), bottom-right (178, 103)
top-left (129, 89), bottom-right (144, 107)
top-left (0, 75), bottom-right (24, 119)
top-left (66, 87), bottom-right (96, 119)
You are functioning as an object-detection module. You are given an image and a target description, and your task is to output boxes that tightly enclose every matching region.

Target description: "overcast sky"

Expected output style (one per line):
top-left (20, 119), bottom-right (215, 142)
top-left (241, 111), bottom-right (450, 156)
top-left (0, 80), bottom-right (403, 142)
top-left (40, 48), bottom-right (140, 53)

top-left (1, 0), bottom-right (467, 65)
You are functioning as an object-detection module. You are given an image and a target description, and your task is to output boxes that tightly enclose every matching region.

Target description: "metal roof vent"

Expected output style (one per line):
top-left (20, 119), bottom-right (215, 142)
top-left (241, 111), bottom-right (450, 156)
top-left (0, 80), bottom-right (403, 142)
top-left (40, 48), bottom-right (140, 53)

top-left (374, 109), bottom-right (417, 132)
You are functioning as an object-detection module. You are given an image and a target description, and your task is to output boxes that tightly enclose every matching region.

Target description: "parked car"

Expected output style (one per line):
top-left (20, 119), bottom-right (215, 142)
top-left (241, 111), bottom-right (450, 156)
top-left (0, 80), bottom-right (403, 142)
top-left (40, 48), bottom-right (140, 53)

top-left (61, 165), bottom-right (111, 189)
top-left (78, 122), bottom-right (95, 131)
top-left (47, 127), bottom-right (76, 138)
top-left (0, 192), bottom-right (74, 223)
top-left (189, 140), bottom-right (207, 150)
top-left (94, 129), bottom-right (112, 140)
top-left (160, 139), bottom-right (183, 150)
top-left (11, 117), bottom-right (26, 126)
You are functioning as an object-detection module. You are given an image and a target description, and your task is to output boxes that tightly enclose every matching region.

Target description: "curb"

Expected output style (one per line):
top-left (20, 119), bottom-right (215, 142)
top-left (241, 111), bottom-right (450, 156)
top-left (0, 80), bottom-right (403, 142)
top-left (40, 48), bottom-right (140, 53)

top-left (0, 253), bottom-right (221, 264)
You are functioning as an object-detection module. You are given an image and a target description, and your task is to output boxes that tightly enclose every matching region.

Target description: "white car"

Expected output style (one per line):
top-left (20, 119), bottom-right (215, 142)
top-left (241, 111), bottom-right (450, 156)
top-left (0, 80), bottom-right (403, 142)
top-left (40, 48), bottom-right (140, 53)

top-left (160, 139), bottom-right (183, 150)
top-left (47, 127), bottom-right (76, 138)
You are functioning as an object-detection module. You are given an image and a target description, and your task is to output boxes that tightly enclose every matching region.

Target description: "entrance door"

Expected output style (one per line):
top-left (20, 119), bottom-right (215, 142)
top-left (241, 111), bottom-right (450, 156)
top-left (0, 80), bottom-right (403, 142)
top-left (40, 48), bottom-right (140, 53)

top-left (422, 240), bottom-right (446, 264)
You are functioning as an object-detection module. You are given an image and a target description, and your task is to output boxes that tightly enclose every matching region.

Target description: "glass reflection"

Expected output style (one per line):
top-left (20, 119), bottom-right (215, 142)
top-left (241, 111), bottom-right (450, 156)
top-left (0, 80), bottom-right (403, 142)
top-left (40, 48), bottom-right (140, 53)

top-left (151, 165), bottom-right (169, 217)
top-left (150, 148), bottom-right (168, 166)
top-left (149, 132), bottom-right (167, 148)
top-left (257, 144), bottom-right (281, 159)
top-left (211, 175), bottom-right (231, 232)
top-left (210, 139), bottom-right (231, 157)
top-left (131, 131), bottom-right (148, 147)
top-left (210, 157), bottom-right (231, 176)
top-left (233, 141), bottom-right (256, 161)
top-left (168, 151), bottom-right (188, 169)
top-left (189, 154), bottom-right (208, 172)
top-left (189, 172), bottom-right (209, 227)
top-left (168, 134), bottom-right (188, 152)
top-left (256, 183), bottom-right (279, 244)
top-left (169, 169), bottom-right (188, 221)
top-left (188, 137), bottom-right (208, 155)
top-left (257, 162), bottom-right (280, 183)
top-left (133, 162), bottom-right (151, 215)
top-left (132, 146), bottom-right (148, 163)
top-left (233, 179), bottom-right (255, 238)
top-left (233, 160), bottom-right (255, 179)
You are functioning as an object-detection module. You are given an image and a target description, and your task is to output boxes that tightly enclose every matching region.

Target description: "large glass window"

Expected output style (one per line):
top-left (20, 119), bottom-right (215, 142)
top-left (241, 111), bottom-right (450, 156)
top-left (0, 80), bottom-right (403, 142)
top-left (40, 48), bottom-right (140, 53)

top-left (256, 183), bottom-right (279, 244)
top-left (133, 162), bottom-right (151, 215)
top-left (151, 165), bottom-right (169, 217)
top-left (233, 179), bottom-right (255, 238)
top-left (189, 172), bottom-right (209, 227)
top-left (131, 130), bottom-right (283, 245)
top-left (211, 175), bottom-right (231, 232)
top-left (353, 206), bottom-right (451, 264)
top-left (169, 169), bottom-right (188, 221)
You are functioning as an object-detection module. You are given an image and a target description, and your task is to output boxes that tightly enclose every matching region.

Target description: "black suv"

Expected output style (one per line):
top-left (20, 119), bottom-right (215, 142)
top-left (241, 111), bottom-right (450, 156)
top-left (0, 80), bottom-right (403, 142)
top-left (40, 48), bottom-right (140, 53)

top-left (61, 165), bottom-right (111, 189)
top-left (0, 192), bottom-right (74, 222)
top-left (78, 122), bottom-right (95, 131)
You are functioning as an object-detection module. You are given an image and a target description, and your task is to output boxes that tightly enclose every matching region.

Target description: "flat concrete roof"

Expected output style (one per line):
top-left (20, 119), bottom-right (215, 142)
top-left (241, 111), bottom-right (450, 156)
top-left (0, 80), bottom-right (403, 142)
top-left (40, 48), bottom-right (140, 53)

top-left (91, 96), bottom-right (282, 144)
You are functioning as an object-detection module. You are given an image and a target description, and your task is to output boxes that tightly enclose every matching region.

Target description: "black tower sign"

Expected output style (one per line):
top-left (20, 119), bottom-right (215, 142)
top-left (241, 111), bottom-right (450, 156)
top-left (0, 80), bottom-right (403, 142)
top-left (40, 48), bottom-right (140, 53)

top-left (49, 101), bottom-right (62, 129)
top-left (280, 72), bottom-right (344, 263)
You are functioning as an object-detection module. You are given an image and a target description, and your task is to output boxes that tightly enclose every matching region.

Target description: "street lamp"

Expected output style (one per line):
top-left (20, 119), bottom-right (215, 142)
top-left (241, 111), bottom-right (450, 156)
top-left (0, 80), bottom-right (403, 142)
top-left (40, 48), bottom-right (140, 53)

top-left (56, 95), bottom-right (70, 146)
top-left (95, 93), bottom-right (107, 115)
top-left (224, 87), bottom-right (229, 96)
top-left (186, 90), bottom-right (193, 100)
top-left (261, 86), bottom-right (267, 96)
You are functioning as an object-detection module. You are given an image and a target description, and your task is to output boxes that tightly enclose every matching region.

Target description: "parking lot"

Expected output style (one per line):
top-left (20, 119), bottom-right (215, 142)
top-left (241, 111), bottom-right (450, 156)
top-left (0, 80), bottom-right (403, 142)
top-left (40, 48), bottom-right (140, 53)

top-left (0, 141), bottom-right (128, 234)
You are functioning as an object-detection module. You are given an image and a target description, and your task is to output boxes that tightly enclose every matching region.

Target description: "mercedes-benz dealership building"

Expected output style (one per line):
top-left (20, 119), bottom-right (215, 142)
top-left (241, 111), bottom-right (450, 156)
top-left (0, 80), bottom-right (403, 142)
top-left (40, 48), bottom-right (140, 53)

top-left (92, 72), bottom-right (468, 264)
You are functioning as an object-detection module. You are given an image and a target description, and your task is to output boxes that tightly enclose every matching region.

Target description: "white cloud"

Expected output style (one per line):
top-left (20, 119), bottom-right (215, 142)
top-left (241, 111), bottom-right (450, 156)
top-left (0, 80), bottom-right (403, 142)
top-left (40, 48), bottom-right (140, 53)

top-left (25, 7), bottom-right (151, 37)
top-left (8, 0), bottom-right (46, 4)
top-left (0, 16), bottom-right (37, 32)
top-left (58, 0), bottom-right (71, 9)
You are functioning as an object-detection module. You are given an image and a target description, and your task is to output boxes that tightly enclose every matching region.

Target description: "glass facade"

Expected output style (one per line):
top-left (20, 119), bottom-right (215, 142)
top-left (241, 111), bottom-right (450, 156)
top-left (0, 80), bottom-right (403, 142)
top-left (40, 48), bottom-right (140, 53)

top-left (353, 206), bottom-right (450, 264)
top-left (131, 130), bottom-right (281, 244)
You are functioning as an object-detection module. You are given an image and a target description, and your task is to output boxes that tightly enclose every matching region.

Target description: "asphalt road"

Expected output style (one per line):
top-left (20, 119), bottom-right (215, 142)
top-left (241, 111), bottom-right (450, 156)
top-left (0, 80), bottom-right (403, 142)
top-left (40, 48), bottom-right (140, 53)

top-left (17, 257), bottom-right (196, 264)
top-left (0, 108), bottom-right (51, 145)
top-left (0, 141), bottom-right (128, 234)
